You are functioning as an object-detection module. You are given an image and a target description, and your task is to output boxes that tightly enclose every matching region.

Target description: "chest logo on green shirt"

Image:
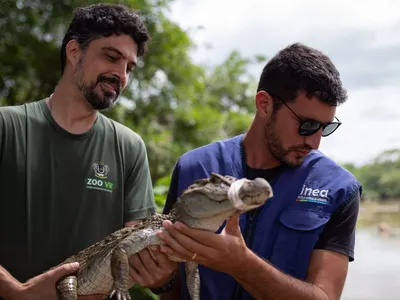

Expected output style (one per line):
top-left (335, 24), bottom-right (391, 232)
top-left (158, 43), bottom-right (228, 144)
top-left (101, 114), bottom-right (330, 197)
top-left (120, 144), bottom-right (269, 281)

top-left (85, 162), bottom-right (115, 193)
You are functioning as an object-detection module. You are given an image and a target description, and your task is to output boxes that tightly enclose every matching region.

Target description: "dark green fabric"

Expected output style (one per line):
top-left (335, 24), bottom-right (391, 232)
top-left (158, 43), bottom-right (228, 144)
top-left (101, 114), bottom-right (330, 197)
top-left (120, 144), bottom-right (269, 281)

top-left (0, 99), bottom-right (155, 282)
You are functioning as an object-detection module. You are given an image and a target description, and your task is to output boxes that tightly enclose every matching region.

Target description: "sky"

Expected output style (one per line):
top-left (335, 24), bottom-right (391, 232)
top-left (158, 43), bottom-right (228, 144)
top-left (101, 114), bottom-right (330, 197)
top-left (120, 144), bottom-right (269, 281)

top-left (166, 0), bottom-right (400, 166)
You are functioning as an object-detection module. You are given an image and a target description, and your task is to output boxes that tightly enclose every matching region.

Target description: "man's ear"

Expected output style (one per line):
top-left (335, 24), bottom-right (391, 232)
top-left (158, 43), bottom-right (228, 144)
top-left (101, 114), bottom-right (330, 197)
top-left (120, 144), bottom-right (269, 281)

top-left (65, 40), bottom-right (82, 69)
top-left (255, 90), bottom-right (274, 118)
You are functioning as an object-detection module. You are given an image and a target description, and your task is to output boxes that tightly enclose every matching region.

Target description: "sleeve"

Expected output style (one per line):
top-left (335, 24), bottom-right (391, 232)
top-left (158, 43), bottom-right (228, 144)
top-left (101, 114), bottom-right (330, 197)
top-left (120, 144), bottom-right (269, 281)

top-left (162, 160), bottom-right (181, 214)
top-left (314, 190), bottom-right (361, 261)
top-left (123, 136), bottom-right (156, 223)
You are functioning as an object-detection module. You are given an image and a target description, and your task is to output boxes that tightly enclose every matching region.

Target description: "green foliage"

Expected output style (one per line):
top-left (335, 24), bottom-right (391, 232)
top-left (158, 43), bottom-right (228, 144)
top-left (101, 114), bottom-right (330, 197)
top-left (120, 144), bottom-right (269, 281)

top-left (0, 1), bottom-right (261, 298)
top-left (153, 174), bottom-right (172, 211)
top-left (129, 285), bottom-right (159, 300)
top-left (341, 149), bottom-right (400, 200)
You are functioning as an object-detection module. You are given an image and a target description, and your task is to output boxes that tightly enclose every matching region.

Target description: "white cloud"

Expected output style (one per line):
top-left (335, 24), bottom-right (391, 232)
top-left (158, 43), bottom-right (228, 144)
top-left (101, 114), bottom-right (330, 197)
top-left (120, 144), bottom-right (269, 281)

top-left (166, 0), bottom-right (400, 165)
top-left (319, 85), bottom-right (400, 165)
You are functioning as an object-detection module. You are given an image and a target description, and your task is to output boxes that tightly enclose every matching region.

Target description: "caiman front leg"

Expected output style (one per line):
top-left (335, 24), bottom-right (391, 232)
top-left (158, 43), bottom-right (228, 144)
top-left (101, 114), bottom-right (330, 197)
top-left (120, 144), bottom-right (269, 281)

top-left (56, 275), bottom-right (78, 300)
top-left (185, 261), bottom-right (200, 300)
top-left (109, 245), bottom-right (132, 300)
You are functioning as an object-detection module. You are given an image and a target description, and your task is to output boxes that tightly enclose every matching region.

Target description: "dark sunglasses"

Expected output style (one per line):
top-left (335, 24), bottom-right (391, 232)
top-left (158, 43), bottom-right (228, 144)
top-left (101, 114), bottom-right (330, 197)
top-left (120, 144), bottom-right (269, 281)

top-left (274, 95), bottom-right (342, 137)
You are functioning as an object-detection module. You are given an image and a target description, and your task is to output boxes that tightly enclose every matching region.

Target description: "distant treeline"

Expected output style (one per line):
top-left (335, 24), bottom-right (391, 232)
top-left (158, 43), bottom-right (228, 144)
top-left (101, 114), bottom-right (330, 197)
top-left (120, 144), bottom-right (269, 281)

top-left (342, 149), bottom-right (400, 201)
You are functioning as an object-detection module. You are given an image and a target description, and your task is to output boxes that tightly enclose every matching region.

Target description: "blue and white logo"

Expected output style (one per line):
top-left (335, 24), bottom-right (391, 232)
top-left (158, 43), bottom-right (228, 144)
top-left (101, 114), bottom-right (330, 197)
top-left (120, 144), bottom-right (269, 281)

top-left (296, 185), bottom-right (330, 205)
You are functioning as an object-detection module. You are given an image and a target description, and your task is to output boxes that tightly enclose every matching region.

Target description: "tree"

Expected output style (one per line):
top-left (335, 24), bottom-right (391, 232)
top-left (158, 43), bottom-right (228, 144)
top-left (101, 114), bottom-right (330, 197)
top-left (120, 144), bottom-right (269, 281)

top-left (0, 0), bottom-right (264, 184)
top-left (0, 0), bottom-right (265, 298)
top-left (341, 149), bottom-right (400, 201)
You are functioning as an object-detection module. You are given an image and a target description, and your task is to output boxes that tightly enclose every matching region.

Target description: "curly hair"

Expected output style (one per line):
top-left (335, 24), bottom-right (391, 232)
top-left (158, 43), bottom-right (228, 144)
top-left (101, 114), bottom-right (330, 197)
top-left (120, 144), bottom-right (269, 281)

top-left (60, 3), bottom-right (151, 73)
top-left (257, 43), bottom-right (347, 107)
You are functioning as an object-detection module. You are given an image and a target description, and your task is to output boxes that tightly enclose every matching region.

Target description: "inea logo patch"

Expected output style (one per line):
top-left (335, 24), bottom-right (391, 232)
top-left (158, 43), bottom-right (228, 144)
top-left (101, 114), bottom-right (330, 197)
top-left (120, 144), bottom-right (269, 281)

top-left (296, 185), bottom-right (329, 205)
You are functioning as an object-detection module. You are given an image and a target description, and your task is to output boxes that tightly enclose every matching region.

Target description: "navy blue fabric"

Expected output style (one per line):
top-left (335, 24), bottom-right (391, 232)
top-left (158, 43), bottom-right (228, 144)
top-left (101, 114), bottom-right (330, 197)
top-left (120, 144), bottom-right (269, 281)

top-left (172, 134), bottom-right (362, 300)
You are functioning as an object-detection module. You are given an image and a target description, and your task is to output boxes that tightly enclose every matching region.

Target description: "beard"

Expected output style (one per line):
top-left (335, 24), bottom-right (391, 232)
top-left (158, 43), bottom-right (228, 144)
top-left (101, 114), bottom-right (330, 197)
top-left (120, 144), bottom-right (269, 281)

top-left (74, 61), bottom-right (122, 110)
top-left (264, 117), bottom-right (312, 167)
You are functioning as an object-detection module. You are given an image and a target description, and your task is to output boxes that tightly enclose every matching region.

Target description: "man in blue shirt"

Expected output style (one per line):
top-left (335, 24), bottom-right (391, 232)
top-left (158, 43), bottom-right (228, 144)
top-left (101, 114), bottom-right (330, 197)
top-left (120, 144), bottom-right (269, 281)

top-left (158, 43), bottom-right (361, 300)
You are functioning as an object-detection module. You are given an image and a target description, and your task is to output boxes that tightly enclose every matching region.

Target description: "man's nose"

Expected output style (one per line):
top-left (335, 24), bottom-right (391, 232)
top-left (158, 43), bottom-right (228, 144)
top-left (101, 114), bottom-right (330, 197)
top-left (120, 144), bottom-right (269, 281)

top-left (305, 130), bottom-right (322, 149)
top-left (111, 66), bottom-right (127, 88)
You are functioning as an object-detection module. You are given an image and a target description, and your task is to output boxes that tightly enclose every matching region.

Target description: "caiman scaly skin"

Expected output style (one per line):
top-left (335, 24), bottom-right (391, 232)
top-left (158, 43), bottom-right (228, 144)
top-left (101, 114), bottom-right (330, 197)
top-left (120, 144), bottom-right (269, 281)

top-left (53, 173), bottom-right (274, 300)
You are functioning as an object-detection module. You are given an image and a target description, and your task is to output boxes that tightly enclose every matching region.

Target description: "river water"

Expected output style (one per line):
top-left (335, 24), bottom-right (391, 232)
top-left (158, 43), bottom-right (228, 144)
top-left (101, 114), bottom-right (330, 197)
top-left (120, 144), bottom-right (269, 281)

top-left (341, 227), bottom-right (400, 300)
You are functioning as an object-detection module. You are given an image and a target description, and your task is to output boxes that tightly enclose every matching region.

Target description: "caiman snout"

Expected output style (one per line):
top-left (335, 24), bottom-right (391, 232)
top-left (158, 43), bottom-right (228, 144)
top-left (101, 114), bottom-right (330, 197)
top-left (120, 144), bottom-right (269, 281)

top-left (228, 177), bottom-right (273, 210)
top-left (241, 177), bottom-right (273, 204)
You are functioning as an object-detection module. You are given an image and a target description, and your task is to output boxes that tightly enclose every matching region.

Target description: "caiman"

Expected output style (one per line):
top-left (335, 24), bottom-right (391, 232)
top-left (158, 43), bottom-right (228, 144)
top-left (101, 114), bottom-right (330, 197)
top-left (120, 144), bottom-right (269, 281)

top-left (53, 172), bottom-right (274, 300)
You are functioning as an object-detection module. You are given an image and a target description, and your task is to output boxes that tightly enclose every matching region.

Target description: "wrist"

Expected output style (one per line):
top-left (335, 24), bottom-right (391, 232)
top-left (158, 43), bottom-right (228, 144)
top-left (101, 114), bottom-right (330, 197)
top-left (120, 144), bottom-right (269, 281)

top-left (230, 247), bottom-right (257, 278)
top-left (1, 280), bottom-right (23, 300)
top-left (149, 271), bottom-right (176, 295)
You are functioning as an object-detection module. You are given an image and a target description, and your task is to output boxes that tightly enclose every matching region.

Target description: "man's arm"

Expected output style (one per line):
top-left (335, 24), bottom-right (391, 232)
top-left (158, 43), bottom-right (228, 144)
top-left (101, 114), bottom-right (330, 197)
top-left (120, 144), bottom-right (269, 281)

top-left (158, 191), bottom-right (360, 300)
top-left (123, 136), bottom-right (156, 224)
top-left (314, 191), bottom-right (360, 261)
top-left (0, 265), bottom-right (21, 299)
top-left (159, 218), bottom-right (346, 300)
top-left (125, 159), bottom-right (181, 226)
top-left (232, 191), bottom-right (360, 300)
top-left (231, 247), bottom-right (347, 300)
top-left (122, 137), bottom-right (177, 290)
top-left (125, 159), bottom-right (181, 227)
top-left (0, 263), bottom-right (80, 300)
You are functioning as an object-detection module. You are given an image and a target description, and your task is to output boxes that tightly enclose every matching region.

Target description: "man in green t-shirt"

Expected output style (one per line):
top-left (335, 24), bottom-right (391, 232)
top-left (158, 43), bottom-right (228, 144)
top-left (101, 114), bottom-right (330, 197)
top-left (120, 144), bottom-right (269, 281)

top-left (0, 4), bottom-right (176, 299)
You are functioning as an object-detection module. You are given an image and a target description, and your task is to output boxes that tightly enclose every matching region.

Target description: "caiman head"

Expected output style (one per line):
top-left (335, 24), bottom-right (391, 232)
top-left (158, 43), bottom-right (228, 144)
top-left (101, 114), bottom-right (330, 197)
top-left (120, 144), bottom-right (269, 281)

top-left (171, 172), bottom-right (273, 231)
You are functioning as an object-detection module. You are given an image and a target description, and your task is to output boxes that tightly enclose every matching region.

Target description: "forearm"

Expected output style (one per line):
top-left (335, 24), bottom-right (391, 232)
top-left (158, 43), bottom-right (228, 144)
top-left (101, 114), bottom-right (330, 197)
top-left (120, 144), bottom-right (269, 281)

top-left (232, 250), bottom-right (329, 300)
top-left (0, 265), bottom-right (21, 298)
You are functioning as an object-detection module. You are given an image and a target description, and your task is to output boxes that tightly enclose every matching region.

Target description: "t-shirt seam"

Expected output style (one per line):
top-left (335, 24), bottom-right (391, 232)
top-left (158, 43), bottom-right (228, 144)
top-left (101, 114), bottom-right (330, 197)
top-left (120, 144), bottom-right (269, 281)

top-left (124, 207), bottom-right (156, 222)
top-left (315, 243), bottom-right (354, 255)
top-left (315, 244), bottom-right (355, 261)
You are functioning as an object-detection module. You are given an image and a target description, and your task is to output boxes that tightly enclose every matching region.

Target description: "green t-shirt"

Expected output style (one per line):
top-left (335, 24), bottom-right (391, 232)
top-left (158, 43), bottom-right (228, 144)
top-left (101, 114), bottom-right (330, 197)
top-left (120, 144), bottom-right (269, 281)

top-left (0, 99), bottom-right (156, 282)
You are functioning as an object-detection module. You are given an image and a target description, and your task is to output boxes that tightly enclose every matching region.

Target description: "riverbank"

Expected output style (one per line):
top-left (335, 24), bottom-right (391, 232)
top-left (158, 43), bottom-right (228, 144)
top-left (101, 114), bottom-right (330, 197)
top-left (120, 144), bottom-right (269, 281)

top-left (342, 200), bottom-right (400, 299)
top-left (358, 200), bottom-right (400, 228)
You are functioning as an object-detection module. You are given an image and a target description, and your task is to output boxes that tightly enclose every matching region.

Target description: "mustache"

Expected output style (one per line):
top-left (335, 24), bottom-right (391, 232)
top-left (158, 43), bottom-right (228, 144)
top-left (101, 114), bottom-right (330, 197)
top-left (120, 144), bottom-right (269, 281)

top-left (97, 75), bottom-right (122, 93)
